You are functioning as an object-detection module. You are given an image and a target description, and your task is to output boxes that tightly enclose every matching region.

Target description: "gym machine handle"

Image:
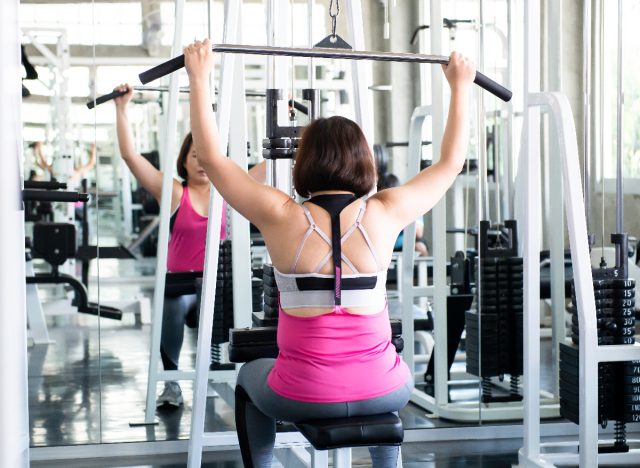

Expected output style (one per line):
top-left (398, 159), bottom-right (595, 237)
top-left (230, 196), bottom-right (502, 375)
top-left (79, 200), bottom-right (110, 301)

top-left (86, 90), bottom-right (128, 109)
top-left (24, 180), bottom-right (67, 190)
top-left (22, 189), bottom-right (89, 203)
top-left (138, 45), bottom-right (513, 102)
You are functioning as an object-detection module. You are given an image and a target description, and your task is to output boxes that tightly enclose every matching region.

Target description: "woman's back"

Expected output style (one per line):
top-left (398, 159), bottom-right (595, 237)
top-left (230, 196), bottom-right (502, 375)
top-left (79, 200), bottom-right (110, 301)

top-left (264, 194), bottom-right (399, 316)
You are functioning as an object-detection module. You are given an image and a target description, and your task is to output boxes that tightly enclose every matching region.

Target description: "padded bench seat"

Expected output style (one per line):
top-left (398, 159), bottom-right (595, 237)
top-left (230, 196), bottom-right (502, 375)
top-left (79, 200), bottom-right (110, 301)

top-left (294, 412), bottom-right (403, 450)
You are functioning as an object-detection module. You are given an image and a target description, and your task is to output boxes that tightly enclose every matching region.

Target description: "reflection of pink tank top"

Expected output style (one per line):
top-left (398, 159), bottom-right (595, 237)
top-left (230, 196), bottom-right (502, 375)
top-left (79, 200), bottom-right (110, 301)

top-left (267, 305), bottom-right (410, 403)
top-left (166, 186), bottom-right (226, 272)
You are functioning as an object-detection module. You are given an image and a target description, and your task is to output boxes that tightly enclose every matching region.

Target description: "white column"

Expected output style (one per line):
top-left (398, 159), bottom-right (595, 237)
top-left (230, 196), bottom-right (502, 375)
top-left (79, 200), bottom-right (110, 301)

top-left (429, 0), bottom-right (449, 409)
top-left (345, 0), bottom-right (374, 144)
top-left (144, 0), bottom-right (186, 422)
top-left (187, 1), bottom-right (240, 466)
top-left (546, 0), bottom-right (565, 399)
top-left (0, 1), bottom-right (30, 466)
top-left (522, 0), bottom-right (541, 461)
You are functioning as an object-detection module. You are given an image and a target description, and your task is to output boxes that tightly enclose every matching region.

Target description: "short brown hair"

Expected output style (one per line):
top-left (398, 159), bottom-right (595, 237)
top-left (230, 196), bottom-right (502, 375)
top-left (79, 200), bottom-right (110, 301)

top-left (176, 132), bottom-right (193, 180)
top-left (293, 116), bottom-right (376, 198)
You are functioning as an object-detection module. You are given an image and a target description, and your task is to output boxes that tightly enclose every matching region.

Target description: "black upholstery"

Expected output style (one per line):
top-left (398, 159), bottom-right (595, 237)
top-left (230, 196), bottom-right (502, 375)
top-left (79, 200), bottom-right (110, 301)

top-left (294, 413), bottom-right (403, 450)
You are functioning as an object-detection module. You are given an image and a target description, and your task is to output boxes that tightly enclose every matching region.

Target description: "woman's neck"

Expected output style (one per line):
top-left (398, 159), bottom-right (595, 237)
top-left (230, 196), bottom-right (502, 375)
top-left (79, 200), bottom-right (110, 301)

top-left (187, 180), bottom-right (210, 194)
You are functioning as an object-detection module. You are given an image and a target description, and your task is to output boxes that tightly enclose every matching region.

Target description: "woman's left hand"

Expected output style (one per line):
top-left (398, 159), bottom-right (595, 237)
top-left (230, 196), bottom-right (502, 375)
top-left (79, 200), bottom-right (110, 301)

top-left (184, 38), bottom-right (214, 82)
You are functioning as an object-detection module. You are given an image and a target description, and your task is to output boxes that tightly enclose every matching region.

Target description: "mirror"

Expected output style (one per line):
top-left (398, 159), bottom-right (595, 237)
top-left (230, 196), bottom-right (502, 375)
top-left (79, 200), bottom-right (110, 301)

top-left (21, 1), bottom-right (103, 446)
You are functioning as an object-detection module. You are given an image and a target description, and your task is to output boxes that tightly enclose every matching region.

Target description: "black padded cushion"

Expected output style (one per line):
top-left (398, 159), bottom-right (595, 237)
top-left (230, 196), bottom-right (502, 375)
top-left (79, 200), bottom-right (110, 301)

top-left (294, 413), bottom-right (403, 450)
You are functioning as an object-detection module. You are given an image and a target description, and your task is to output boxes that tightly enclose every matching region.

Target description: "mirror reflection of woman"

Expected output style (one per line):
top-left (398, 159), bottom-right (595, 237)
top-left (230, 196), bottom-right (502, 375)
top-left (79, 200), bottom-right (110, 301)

top-left (114, 86), bottom-right (263, 408)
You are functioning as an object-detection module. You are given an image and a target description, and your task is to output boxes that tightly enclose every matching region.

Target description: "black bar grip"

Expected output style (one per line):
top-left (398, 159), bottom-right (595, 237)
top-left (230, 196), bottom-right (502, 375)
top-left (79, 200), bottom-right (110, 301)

top-left (24, 180), bottom-right (67, 190)
top-left (139, 55), bottom-right (185, 85)
top-left (474, 71), bottom-right (512, 102)
top-left (22, 189), bottom-right (89, 203)
top-left (86, 90), bottom-right (128, 109)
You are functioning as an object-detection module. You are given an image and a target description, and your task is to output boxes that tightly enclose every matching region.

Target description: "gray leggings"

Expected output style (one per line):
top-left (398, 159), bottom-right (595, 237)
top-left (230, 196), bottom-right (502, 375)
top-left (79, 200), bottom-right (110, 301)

top-left (160, 294), bottom-right (198, 371)
top-left (236, 358), bottom-right (413, 468)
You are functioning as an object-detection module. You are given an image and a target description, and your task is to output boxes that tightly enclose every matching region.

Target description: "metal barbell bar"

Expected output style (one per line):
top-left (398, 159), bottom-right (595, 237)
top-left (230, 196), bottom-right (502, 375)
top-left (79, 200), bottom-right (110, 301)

top-left (138, 43), bottom-right (512, 102)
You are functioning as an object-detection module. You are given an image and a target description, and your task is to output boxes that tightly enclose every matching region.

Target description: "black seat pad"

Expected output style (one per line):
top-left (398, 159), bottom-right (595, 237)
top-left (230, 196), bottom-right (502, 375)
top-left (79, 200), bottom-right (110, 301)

top-left (294, 413), bottom-right (403, 450)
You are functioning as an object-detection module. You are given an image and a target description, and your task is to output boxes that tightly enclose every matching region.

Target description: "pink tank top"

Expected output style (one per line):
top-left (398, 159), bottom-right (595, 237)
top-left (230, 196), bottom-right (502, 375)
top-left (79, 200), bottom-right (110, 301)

top-left (166, 186), bottom-right (226, 272)
top-left (267, 305), bottom-right (410, 403)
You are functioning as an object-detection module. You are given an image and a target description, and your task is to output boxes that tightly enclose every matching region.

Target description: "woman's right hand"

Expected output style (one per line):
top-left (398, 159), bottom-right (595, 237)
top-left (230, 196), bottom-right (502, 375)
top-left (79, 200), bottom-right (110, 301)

top-left (113, 84), bottom-right (133, 109)
top-left (442, 51), bottom-right (475, 93)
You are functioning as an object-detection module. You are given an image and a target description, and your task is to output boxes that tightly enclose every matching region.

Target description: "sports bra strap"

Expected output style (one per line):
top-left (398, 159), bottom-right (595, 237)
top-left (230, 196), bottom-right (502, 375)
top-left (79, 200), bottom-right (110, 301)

top-left (290, 225), bottom-right (315, 274)
top-left (357, 223), bottom-right (381, 270)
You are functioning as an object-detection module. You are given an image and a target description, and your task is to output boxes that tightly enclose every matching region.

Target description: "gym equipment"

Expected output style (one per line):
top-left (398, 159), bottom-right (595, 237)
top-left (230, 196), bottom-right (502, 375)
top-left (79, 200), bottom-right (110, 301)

top-left (557, 0), bottom-right (637, 452)
top-left (138, 44), bottom-right (512, 102)
top-left (466, 220), bottom-right (523, 403)
top-left (210, 240), bottom-right (235, 370)
top-left (26, 222), bottom-right (122, 320)
top-left (86, 86), bottom-right (266, 109)
top-left (22, 188), bottom-right (88, 204)
top-left (560, 235), bottom-right (637, 450)
top-left (86, 86), bottom-right (190, 109)
top-left (23, 180), bottom-right (67, 190)
top-left (410, 18), bottom-right (475, 45)
top-left (252, 87), bottom-right (319, 328)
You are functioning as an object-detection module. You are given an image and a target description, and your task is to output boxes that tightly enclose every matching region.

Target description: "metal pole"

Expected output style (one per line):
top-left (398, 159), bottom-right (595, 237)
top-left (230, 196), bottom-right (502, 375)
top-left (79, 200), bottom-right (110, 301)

top-left (505, 0), bottom-right (514, 219)
top-left (616, 0), bottom-right (624, 234)
top-left (547, 0), bottom-right (565, 401)
top-left (522, 0), bottom-right (541, 461)
top-left (308, 0), bottom-right (315, 89)
top-left (345, 0), bottom-right (375, 144)
top-left (0, 1), bottom-right (29, 466)
top-left (143, 0), bottom-right (186, 423)
top-left (429, 0), bottom-right (449, 413)
top-left (583, 0), bottom-right (592, 232)
top-left (478, 0), bottom-right (489, 221)
top-left (187, 0), bottom-right (240, 465)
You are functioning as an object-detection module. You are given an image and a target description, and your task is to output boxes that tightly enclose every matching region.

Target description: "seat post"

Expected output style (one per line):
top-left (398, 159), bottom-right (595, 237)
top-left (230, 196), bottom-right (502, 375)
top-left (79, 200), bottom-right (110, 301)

top-left (333, 448), bottom-right (351, 468)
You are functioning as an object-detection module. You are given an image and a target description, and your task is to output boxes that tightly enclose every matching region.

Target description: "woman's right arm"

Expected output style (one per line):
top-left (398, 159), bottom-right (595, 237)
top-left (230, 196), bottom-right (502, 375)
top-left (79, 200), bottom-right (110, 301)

top-left (373, 52), bottom-right (475, 231)
top-left (184, 40), bottom-right (293, 230)
top-left (114, 85), bottom-right (180, 204)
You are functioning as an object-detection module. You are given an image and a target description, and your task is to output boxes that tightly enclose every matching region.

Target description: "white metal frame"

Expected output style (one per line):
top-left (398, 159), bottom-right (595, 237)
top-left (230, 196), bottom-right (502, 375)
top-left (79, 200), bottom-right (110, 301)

top-left (517, 93), bottom-right (640, 468)
top-left (25, 256), bottom-right (53, 345)
top-left (0, 1), bottom-right (30, 466)
top-left (187, 0), bottom-right (245, 465)
top-left (142, 0), bottom-right (189, 423)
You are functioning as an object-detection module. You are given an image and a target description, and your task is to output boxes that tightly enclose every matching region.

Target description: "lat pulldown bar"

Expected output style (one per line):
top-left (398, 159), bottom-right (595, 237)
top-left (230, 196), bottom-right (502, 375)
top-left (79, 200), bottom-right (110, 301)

top-left (86, 86), bottom-right (190, 109)
top-left (87, 85), bottom-right (269, 109)
top-left (138, 43), bottom-right (513, 102)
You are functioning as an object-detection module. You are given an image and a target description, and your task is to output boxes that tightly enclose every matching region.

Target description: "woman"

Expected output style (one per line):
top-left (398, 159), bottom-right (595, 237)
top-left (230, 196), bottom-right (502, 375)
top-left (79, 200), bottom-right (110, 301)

top-left (114, 86), bottom-right (224, 408)
top-left (184, 39), bottom-right (474, 467)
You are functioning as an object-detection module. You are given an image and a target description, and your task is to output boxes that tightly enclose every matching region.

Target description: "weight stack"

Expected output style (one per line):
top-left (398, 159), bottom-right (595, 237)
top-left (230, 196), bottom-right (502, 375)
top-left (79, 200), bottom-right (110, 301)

top-left (262, 136), bottom-right (299, 162)
top-left (559, 260), bottom-right (637, 451)
top-left (465, 220), bottom-right (524, 402)
top-left (252, 263), bottom-right (280, 327)
top-left (211, 240), bottom-right (234, 369)
top-left (252, 276), bottom-right (264, 313)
